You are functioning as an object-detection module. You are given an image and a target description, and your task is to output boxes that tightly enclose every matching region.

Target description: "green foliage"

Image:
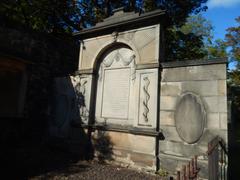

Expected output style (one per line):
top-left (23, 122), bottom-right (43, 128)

top-left (165, 28), bottom-right (207, 61)
top-left (0, 0), bottom-right (210, 61)
top-left (225, 17), bottom-right (240, 87)
top-left (143, 0), bottom-right (208, 27)
top-left (180, 14), bottom-right (213, 42)
top-left (207, 39), bottom-right (227, 59)
top-left (165, 14), bottom-right (217, 61)
top-left (0, 0), bottom-right (207, 33)
top-left (156, 168), bottom-right (169, 177)
top-left (225, 17), bottom-right (240, 63)
top-left (144, 0), bottom-right (157, 12)
top-left (0, 0), bottom-right (77, 35)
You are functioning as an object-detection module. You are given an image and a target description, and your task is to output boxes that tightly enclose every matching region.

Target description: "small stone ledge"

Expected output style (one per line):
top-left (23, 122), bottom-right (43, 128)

top-left (136, 63), bottom-right (159, 70)
top-left (74, 69), bottom-right (94, 75)
top-left (161, 58), bottom-right (227, 69)
top-left (80, 123), bottom-right (164, 138)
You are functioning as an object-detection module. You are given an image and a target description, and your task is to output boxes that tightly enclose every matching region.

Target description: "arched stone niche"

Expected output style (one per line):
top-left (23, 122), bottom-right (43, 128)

top-left (93, 43), bottom-right (158, 128)
top-left (95, 45), bottom-right (136, 125)
top-left (175, 92), bottom-right (206, 144)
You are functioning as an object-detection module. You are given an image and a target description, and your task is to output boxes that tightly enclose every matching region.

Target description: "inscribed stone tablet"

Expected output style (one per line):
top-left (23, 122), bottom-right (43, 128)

top-left (101, 68), bottom-right (130, 119)
top-left (175, 93), bottom-right (205, 144)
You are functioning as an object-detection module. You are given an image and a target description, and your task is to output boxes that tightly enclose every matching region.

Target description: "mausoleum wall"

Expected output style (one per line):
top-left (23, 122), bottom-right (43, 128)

top-left (57, 9), bottom-right (229, 178)
top-left (159, 59), bottom-right (228, 178)
top-left (78, 24), bottom-right (160, 72)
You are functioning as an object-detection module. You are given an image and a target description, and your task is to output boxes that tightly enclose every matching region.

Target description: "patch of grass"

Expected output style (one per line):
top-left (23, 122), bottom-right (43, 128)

top-left (156, 168), bottom-right (169, 177)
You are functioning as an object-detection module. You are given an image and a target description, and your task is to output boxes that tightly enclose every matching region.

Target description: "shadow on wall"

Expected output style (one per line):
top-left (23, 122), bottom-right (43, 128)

top-left (0, 76), bottom-right (87, 178)
top-left (0, 74), bottom-right (114, 179)
top-left (93, 131), bottom-right (114, 163)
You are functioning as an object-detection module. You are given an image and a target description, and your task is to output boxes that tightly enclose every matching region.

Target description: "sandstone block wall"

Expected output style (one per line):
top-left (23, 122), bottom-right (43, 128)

top-left (159, 60), bottom-right (228, 178)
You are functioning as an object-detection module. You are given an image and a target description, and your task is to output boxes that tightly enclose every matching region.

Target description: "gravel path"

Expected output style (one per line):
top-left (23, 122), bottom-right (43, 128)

top-left (1, 143), bottom-right (165, 180)
top-left (29, 161), bottom-right (163, 180)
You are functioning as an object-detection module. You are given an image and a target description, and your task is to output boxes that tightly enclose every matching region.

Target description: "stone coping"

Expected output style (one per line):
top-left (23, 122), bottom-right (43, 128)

top-left (161, 58), bottom-right (228, 69)
top-left (74, 69), bottom-right (94, 75)
top-left (73, 123), bottom-right (164, 138)
top-left (73, 9), bottom-right (165, 39)
top-left (136, 63), bottom-right (159, 70)
top-left (74, 58), bottom-right (227, 75)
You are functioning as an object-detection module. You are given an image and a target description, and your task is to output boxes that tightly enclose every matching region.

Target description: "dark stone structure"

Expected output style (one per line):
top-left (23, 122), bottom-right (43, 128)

top-left (0, 26), bottom-right (79, 148)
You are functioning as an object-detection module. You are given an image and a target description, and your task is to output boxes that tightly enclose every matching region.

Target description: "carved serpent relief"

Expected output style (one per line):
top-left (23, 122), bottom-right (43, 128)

top-left (142, 76), bottom-right (150, 122)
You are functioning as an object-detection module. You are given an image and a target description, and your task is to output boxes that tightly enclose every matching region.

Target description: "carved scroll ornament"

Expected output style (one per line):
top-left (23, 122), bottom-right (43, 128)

top-left (98, 50), bottom-right (136, 81)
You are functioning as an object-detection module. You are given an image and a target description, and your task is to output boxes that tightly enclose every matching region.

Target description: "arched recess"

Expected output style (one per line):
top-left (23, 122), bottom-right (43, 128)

top-left (93, 43), bottom-right (137, 126)
top-left (92, 39), bottom-right (140, 73)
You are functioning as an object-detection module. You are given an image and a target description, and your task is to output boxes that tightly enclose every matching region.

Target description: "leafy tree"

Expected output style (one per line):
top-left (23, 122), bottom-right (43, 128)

top-left (182, 15), bottom-right (227, 60)
top-left (180, 14), bottom-right (213, 43)
top-left (226, 17), bottom-right (240, 65)
top-left (0, 0), bottom-right (207, 32)
top-left (0, 0), bottom-right (209, 61)
top-left (225, 17), bottom-right (240, 87)
top-left (165, 14), bottom-right (216, 61)
top-left (207, 39), bottom-right (227, 59)
top-left (165, 28), bottom-right (207, 61)
top-left (144, 0), bottom-right (208, 27)
top-left (0, 0), bottom-right (103, 35)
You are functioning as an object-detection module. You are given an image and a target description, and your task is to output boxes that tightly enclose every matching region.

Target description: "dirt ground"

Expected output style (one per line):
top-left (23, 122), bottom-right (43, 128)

top-left (29, 161), bottom-right (163, 180)
top-left (1, 141), bottom-right (165, 180)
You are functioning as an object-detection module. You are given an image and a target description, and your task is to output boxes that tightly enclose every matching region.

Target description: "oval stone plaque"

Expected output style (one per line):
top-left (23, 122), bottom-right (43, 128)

top-left (175, 93), bottom-right (206, 144)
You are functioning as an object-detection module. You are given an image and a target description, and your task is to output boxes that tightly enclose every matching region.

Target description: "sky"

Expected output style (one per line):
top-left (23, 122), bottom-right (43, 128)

top-left (203, 0), bottom-right (240, 69)
top-left (203, 0), bottom-right (240, 40)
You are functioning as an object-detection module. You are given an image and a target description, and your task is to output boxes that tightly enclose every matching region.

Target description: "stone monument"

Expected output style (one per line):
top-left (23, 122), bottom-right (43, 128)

top-left (66, 8), bottom-right (228, 179)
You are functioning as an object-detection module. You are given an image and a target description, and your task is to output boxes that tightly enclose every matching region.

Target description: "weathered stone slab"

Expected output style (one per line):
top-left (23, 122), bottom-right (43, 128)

top-left (159, 140), bottom-right (207, 157)
top-left (175, 93), bottom-right (206, 144)
top-left (219, 96), bottom-right (228, 113)
top-left (102, 68), bottom-right (130, 119)
top-left (160, 125), bottom-right (183, 142)
top-left (159, 154), bottom-right (209, 179)
top-left (160, 82), bottom-right (181, 96)
top-left (181, 81), bottom-right (218, 96)
top-left (220, 113), bottom-right (228, 130)
top-left (162, 64), bottom-right (226, 82)
top-left (160, 96), bottom-right (177, 111)
top-left (207, 113), bottom-right (220, 129)
top-left (218, 80), bottom-right (227, 96)
top-left (105, 131), bottom-right (155, 154)
top-left (198, 129), bottom-right (228, 145)
top-left (130, 134), bottom-right (155, 154)
top-left (130, 152), bottom-right (155, 167)
top-left (203, 96), bottom-right (227, 113)
top-left (160, 111), bottom-right (175, 126)
top-left (111, 148), bottom-right (155, 170)
top-left (161, 81), bottom-right (219, 97)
